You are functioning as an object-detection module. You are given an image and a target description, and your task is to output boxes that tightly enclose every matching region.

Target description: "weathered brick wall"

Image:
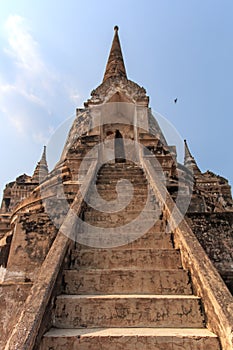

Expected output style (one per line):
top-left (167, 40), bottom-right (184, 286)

top-left (7, 210), bottom-right (58, 280)
top-left (187, 212), bottom-right (233, 293)
top-left (0, 283), bottom-right (32, 349)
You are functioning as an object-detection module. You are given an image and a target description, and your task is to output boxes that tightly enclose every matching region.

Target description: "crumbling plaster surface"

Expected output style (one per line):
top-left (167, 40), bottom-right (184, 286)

top-left (0, 283), bottom-right (32, 349)
top-left (187, 212), bottom-right (233, 293)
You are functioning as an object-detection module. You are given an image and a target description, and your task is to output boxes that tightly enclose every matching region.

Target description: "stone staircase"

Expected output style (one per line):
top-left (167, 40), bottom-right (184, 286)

top-left (40, 162), bottom-right (220, 349)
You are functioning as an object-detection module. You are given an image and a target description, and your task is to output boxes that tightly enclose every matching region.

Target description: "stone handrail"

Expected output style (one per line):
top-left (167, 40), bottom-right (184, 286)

top-left (141, 156), bottom-right (233, 350)
top-left (4, 160), bottom-right (98, 350)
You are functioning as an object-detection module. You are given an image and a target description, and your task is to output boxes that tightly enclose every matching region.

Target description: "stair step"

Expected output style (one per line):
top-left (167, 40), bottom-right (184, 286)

top-left (96, 179), bottom-right (148, 185)
top-left (84, 209), bottom-right (149, 218)
top-left (98, 172), bottom-right (145, 178)
top-left (53, 294), bottom-right (205, 328)
top-left (91, 193), bottom-right (152, 202)
top-left (79, 218), bottom-right (166, 233)
top-left (96, 186), bottom-right (148, 192)
top-left (85, 203), bottom-right (158, 213)
top-left (101, 164), bottom-right (142, 170)
top-left (91, 191), bottom-right (153, 197)
top-left (122, 231), bottom-right (173, 248)
top-left (77, 221), bottom-right (165, 235)
top-left (88, 193), bottom-right (158, 202)
top-left (96, 176), bottom-right (148, 188)
top-left (97, 172), bottom-right (147, 178)
top-left (100, 164), bottom-right (143, 169)
top-left (71, 248), bottom-right (182, 269)
top-left (76, 231), bottom-right (173, 249)
top-left (63, 269), bottom-right (192, 295)
top-left (40, 327), bottom-right (220, 350)
top-left (89, 196), bottom-right (155, 204)
top-left (84, 210), bottom-right (160, 225)
top-left (98, 173), bottom-right (145, 179)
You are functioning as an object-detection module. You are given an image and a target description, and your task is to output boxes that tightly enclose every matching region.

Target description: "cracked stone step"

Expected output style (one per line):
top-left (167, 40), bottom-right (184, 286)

top-left (75, 231), bottom-right (173, 249)
top-left (79, 219), bottom-right (167, 233)
top-left (99, 164), bottom-right (143, 169)
top-left (40, 327), bottom-right (220, 350)
top-left (63, 269), bottom-right (192, 295)
top-left (85, 203), bottom-right (159, 213)
top-left (121, 231), bottom-right (173, 249)
top-left (97, 172), bottom-right (147, 178)
top-left (90, 193), bottom-right (153, 202)
top-left (83, 219), bottom-right (161, 228)
top-left (88, 194), bottom-right (158, 203)
top-left (70, 248), bottom-right (182, 269)
top-left (97, 172), bottom-right (145, 178)
top-left (97, 173), bottom-right (145, 179)
top-left (53, 294), bottom-right (205, 328)
top-left (96, 179), bottom-right (148, 185)
top-left (84, 208), bottom-right (161, 221)
top-left (88, 195), bottom-right (156, 203)
top-left (97, 185), bottom-right (149, 196)
top-left (84, 198), bottom-right (159, 211)
top-left (96, 182), bottom-right (148, 187)
top-left (84, 210), bottom-right (161, 223)
top-left (102, 164), bottom-right (143, 170)
top-left (79, 216), bottom-right (166, 232)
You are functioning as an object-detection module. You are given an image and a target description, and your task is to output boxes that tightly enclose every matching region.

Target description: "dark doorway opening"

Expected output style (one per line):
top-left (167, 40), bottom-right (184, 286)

top-left (115, 130), bottom-right (126, 163)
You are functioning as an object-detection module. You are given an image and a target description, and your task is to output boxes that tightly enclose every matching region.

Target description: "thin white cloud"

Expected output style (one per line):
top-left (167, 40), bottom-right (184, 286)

top-left (2, 14), bottom-right (56, 104)
top-left (0, 14), bottom-right (79, 143)
top-left (9, 116), bottom-right (25, 134)
top-left (69, 90), bottom-right (81, 104)
top-left (33, 131), bottom-right (50, 145)
top-left (4, 15), bottom-right (44, 74)
top-left (0, 80), bottom-right (45, 107)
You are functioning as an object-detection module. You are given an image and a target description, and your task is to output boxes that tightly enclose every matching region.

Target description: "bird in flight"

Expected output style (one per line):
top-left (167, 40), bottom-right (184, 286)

top-left (174, 98), bottom-right (178, 104)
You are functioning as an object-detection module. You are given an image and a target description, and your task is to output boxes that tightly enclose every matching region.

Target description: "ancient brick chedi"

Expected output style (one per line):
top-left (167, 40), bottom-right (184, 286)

top-left (0, 27), bottom-right (233, 350)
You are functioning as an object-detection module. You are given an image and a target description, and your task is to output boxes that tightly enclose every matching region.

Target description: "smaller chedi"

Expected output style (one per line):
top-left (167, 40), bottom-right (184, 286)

top-left (0, 146), bottom-right (48, 265)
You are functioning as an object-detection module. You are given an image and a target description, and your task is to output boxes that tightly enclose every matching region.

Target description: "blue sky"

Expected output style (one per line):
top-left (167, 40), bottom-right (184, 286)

top-left (0, 0), bottom-right (233, 199)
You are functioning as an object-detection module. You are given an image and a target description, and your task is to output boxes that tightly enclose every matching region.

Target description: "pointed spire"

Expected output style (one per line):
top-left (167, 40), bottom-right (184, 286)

top-left (103, 26), bottom-right (127, 82)
top-left (184, 140), bottom-right (201, 175)
top-left (40, 146), bottom-right (48, 168)
top-left (32, 146), bottom-right (48, 183)
top-left (184, 139), bottom-right (193, 161)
